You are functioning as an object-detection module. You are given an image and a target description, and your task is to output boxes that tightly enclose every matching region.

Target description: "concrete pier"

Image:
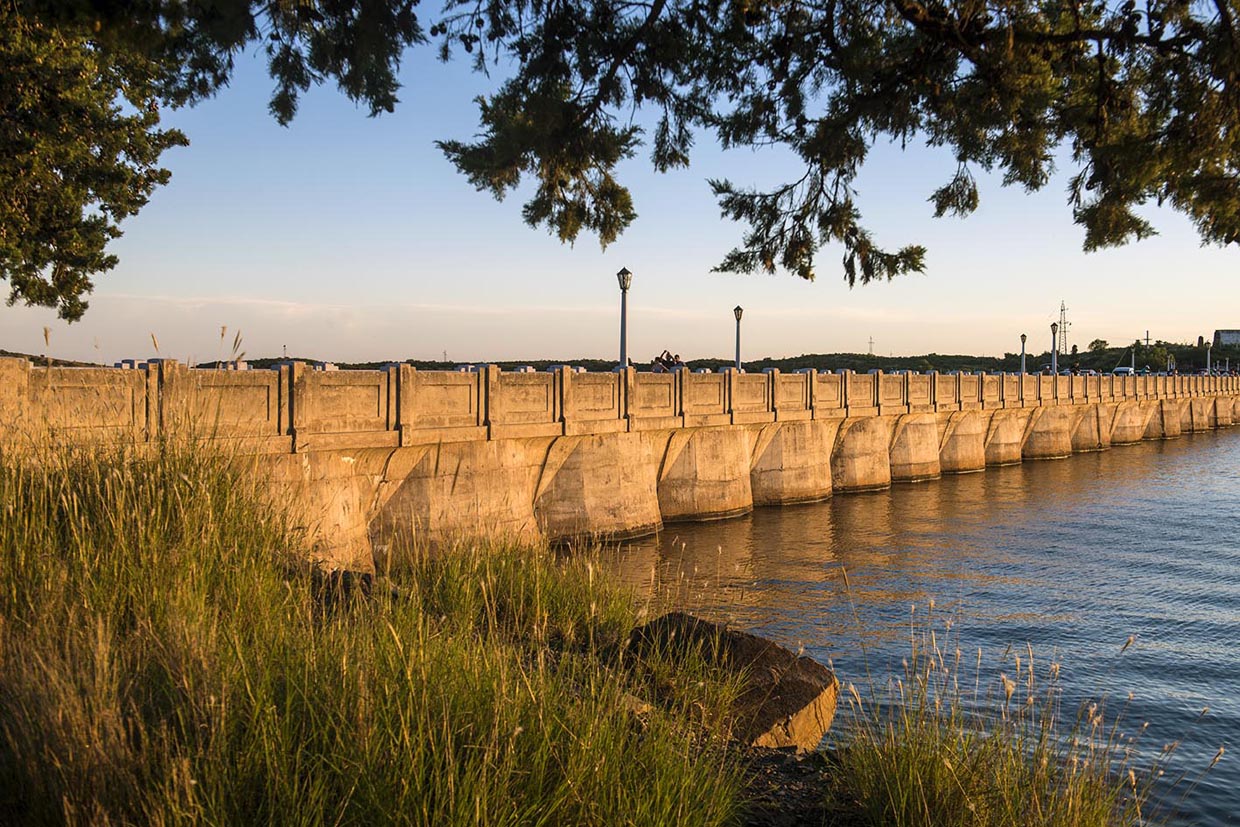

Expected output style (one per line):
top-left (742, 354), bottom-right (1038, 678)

top-left (2, 357), bottom-right (1237, 570)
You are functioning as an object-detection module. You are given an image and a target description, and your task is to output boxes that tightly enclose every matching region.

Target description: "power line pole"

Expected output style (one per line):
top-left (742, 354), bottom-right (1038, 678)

top-left (1058, 301), bottom-right (1071, 356)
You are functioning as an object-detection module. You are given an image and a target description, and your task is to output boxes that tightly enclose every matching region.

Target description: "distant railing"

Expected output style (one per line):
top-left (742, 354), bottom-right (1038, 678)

top-left (1, 357), bottom-right (1235, 453)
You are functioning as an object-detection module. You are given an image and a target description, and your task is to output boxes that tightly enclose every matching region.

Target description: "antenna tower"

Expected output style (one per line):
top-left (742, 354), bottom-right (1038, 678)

top-left (1058, 301), bottom-right (1071, 356)
top-left (868, 336), bottom-right (874, 355)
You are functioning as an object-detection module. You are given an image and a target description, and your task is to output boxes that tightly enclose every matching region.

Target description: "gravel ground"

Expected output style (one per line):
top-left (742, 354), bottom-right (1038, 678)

top-left (738, 746), bottom-right (842, 827)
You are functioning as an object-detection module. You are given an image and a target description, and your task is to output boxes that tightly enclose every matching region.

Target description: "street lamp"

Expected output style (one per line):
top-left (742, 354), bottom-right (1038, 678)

top-left (1019, 333), bottom-right (1027, 374)
top-left (617, 267), bottom-right (632, 368)
top-left (1050, 322), bottom-right (1059, 375)
top-left (733, 305), bottom-right (744, 371)
top-left (1206, 341), bottom-right (1213, 375)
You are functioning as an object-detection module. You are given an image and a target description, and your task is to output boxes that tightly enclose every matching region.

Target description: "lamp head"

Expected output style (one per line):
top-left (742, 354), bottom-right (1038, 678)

top-left (1020, 333), bottom-right (1027, 345)
top-left (734, 305), bottom-right (744, 322)
top-left (616, 267), bottom-right (633, 291)
top-left (1051, 322), bottom-right (1059, 335)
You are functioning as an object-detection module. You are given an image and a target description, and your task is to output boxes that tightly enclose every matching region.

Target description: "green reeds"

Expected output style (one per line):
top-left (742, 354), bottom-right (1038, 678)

top-left (0, 439), bottom-right (742, 826)
top-left (822, 600), bottom-right (1218, 827)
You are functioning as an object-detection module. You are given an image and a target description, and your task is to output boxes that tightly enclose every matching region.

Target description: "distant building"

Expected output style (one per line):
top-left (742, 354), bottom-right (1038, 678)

top-left (1213, 330), bottom-right (1240, 347)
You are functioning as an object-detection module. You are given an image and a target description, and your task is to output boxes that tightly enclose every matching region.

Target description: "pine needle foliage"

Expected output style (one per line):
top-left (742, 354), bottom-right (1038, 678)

top-left (8, 0), bottom-right (1240, 315)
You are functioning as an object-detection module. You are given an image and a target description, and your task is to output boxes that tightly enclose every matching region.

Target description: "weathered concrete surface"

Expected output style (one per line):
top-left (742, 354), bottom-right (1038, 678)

top-left (937, 411), bottom-right (987, 473)
top-left (1146, 400), bottom-right (1184, 440)
top-left (889, 413), bottom-right (941, 481)
top-left (266, 449), bottom-right (394, 574)
top-left (627, 612), bottom-right (839, 753)
top-left (1111, 401), bottom-right (1154, 445)
top-left (658, 427), bottom-right (754, 522)
top-left (1215, 398), bottom-right (1233, 427)
top-left (1070, 405), bottom-right (1108, 452)
top-left (533, 432), bottom-right (664, 541)
top-left (1022, 407), bottom-right (1073, 460)
top-left (831, 417), bottom-right (893, 491)
top-left (748, 421), bottom-right (837, 506)
top-left (369, 440), bottom-right (546, 561)
top-left (984, 409), bottom-right (1030, 466)
top-left (1182, 398), bottom-right (1216, 432)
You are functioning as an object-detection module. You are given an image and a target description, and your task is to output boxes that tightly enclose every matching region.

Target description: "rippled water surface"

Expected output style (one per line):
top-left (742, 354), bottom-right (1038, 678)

top-left (606, 429), bottom-right (1240, 826)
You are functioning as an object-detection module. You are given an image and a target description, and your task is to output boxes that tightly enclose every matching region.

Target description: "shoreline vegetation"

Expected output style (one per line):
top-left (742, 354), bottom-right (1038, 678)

top-left (0, 440), bottom-right (1218, 825)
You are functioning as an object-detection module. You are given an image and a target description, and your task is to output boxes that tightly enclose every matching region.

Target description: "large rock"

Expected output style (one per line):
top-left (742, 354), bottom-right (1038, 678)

top-left (626, 612), bottom-right (838, 752)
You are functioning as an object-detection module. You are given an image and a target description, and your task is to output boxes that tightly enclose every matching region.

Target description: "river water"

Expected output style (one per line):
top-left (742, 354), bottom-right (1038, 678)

top-left (605, 429), bottom-right (1240, 826)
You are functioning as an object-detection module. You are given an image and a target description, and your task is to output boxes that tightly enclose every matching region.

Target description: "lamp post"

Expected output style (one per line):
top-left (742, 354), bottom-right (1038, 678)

top-left (733, 305), bottom-right (744, 371)
top-left (1019, 333), bottom-right (1027, 374)
top-left (616, 267), bottom-right (632, 368)
top-left (1050, 322), bottom-right (1059, 375)
top-left (1206, 342), bottom-right (1212, 375)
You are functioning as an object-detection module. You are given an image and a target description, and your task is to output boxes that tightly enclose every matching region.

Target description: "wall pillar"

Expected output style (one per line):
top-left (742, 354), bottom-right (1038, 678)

top-left (533, 431), bottom-right (664, 541)
top-left (889, 413), bottom-right (941, 481)
top-left (1111, 401), bottom-right (1153, 444)
top-left (984, 409), bottom-right (1029, 466)
top-left (937, 411), bottom-right (987, 473)
top-left (749, 420), bottom-right (837, 506)
top-left (657, 427), bottom-right (754, 522)
top-left (830, 417), bottom-right (893, 491)
top-left (1022, 407), bottom-right (1073, 460)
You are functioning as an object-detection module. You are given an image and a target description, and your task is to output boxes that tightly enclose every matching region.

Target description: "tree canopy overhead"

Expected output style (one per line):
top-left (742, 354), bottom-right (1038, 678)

top-left (2, 0), bottom-right (423, 320)
top-left (4, 0), bottom-right (1239, 320)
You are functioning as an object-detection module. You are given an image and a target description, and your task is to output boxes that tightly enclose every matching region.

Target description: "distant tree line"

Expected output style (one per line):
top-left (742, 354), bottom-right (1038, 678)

top-left (15, 341), bottom-right (1238, 374)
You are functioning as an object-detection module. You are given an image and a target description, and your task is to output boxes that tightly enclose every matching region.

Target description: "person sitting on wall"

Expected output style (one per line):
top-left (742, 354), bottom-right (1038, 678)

top-left (671, 354), bottom-right (685, 369)
top-left (651, 354), bottom-right (669, 373)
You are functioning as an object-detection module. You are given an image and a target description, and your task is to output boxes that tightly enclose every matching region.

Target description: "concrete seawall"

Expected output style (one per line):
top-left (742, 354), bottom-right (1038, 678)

top-left (3, 358), bottom-right (1237, 571)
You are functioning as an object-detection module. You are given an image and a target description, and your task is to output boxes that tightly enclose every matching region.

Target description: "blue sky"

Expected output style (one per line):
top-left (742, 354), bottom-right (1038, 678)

top-left (3, 44), bottom-right (1236, 365)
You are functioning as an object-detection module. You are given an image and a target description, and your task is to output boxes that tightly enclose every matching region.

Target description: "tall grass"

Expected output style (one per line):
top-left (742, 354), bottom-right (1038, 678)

top-left (0, 439), bottom-right (743, 826)
top-left (3, 436), bottom-right (1219, 827)
top-left (822, 599), bottom-right (1220, 827)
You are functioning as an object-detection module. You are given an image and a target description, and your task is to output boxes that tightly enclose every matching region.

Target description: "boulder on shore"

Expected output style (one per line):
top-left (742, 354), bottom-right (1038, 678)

top-left (626, 612), bottom-right (838, 752)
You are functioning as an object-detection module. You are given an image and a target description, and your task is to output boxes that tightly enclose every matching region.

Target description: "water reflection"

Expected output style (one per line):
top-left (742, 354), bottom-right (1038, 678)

top-left (602, 430), bottom-right (1240, 827)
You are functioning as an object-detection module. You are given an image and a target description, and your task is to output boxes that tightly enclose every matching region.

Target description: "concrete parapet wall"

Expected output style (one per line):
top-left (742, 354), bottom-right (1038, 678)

top-left (4, 356), bottom-right (1238, 569)
top-left (0, 359), bottom-right (152, 441)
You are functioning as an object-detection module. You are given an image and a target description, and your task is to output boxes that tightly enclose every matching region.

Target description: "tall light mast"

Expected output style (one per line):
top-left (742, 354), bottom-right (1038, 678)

top-left (1058, 301), bottom-right (1071, 357)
